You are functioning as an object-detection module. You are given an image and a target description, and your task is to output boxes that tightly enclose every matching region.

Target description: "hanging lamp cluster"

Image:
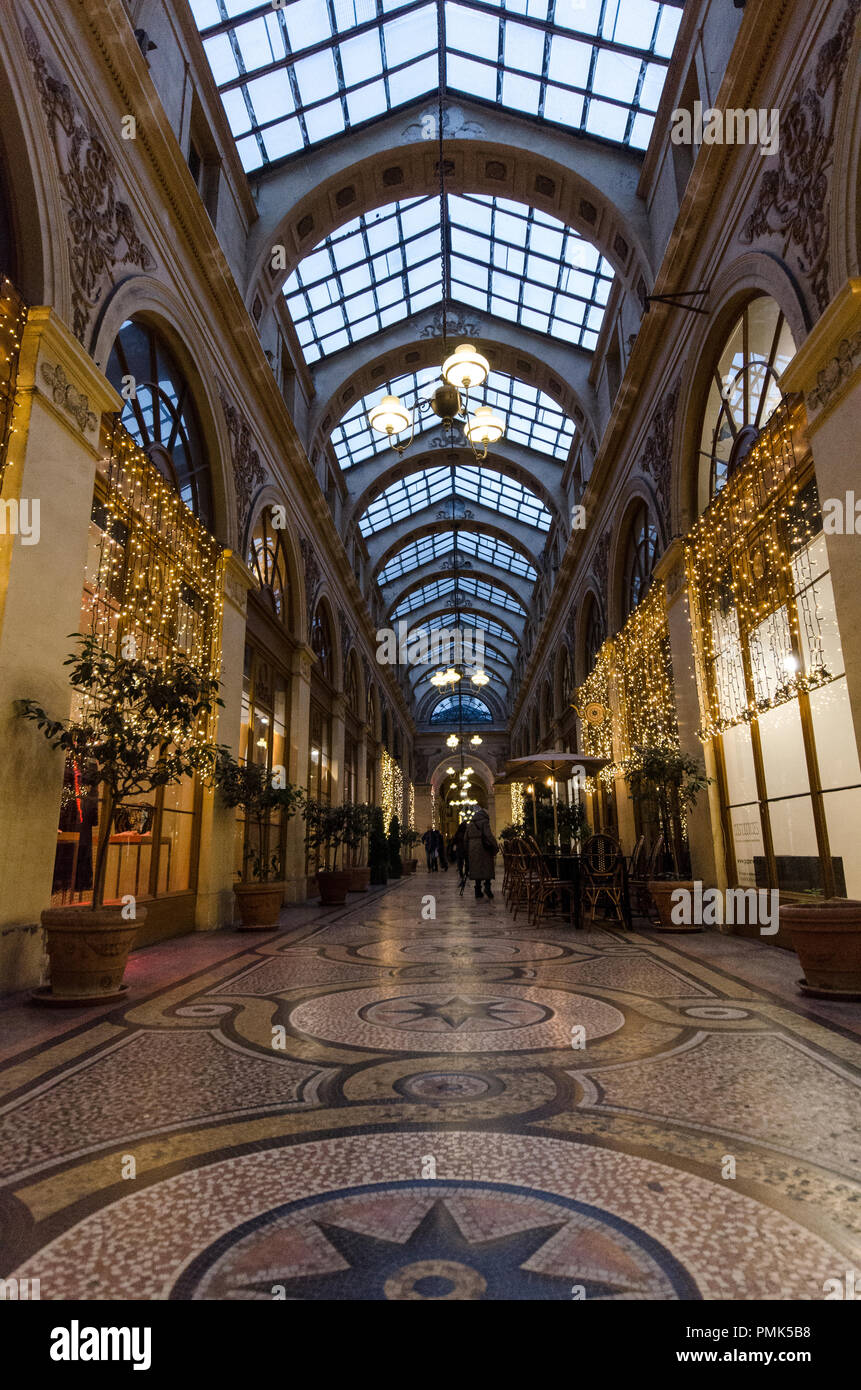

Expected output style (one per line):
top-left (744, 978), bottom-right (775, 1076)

top-left (368, 344), bottom-right (505, 461)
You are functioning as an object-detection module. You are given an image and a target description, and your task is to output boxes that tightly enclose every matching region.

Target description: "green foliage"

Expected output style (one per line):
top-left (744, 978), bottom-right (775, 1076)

top-left (214, 752), bottom-right (303, 883)
top-left (368, 806), bottom-right (388, 885)
top-left (387, 815), bottom-right (403, 879)
top-left (17, 633), bottom-right (222, 909)
top-left (499, 824), bottom-right (524, 841)
top-left (303, 800), bottom-right (349, 872)
top-left (340, 802), bottom-right (371, 858)
top-left (400, 827), bottom-right (422, 852)
top-left (621, 745), bottom-right (711, 811)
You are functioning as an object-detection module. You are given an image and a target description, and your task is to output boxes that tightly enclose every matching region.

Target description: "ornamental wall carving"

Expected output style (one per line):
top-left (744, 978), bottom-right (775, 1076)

top-left (218, 389), bottom-right (266, 538)
top-left (638, 375), bottom-right (681, 526)
top-left (300, 536), bottom-right (322, 626)
top-left (806, 329), bottom-right (861, 413)
top-left (739, 0), bottom-right (860, 317)
top-left (40, 362), bottom-right (97, 432)
top-left (23, 23), bottom-right (155, 344)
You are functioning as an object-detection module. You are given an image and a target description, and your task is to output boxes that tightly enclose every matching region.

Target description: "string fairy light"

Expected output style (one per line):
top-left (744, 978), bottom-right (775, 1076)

top-left (0, 276), bottom-right (29, 496)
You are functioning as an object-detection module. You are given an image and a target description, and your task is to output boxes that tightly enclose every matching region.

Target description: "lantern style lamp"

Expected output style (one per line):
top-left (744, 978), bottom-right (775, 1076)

top-left (442, 342), bottom-right (489, 392)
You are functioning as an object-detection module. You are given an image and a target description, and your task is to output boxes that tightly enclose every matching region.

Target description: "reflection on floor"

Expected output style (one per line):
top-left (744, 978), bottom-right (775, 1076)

top-left (1, 873), bottom-right (859, 1300)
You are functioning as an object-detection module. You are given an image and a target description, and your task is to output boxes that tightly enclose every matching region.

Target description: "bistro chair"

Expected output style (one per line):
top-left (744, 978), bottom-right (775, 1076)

top-left (581, 832), bottom-right (627, 930)
top-left (630, 834), bottom-right (664, 923)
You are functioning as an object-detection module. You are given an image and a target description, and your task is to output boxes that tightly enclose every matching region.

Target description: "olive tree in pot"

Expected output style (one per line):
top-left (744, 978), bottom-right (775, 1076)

top-left (304, 801), bottom-right (351, 904)
top-left (400, 827), bottom-right (422, 873)
top-left (214, 752), bottom-right (304, 929)
top-left (343, 803), bottom-right (371, 892)
top-left (621, 744), bottom-right (711, 932)
top-left (368, 806), bottom-right (388, 886)
top-left (17, 634), bottom-right (221, 1002)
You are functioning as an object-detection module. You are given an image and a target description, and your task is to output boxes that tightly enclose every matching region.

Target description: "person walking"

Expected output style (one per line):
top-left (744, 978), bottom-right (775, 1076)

top-left (421, 827), bottom-right (437, 872)
top-left (432, 827), bottom-right (448, 871)
top-left (447, 821), bottom-right (468, 882)
top-left (466, 807), bottom-right (499, 900)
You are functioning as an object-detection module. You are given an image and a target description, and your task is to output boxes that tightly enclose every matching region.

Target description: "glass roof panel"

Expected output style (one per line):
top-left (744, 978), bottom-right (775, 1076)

top-left (425, 610), bottom-right (518, 641)
top-left (286, 193), bottom-right (613, 364)
top-left (429, 694), bottom-right (494, 723)
top-left (335, 366), bottom-right (575, 471)
top-left (378, 530), bottom-right (537, 583)
top-left (359, 463), bottom-right (551, 535)
top-left (391, 575), bottom-right (527, 616)
top-left (191, 1), bottom-right (682, 171)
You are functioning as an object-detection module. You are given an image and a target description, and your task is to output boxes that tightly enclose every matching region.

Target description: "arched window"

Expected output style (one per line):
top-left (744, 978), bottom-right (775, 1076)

top-left (698, 297), bottom-right (796, 503)
top-left (107, 319), bottom-right (214, 529)
top-left (310, 603), bottom-right (333, 683)
top-left (584, 597), bottom-right (604, 674)
top-left (430, 695), bottom-right (493, 724)
top-left (621, 502), bottom-right (658, 620)
top-left (247, 508), bottom-right (290, 624)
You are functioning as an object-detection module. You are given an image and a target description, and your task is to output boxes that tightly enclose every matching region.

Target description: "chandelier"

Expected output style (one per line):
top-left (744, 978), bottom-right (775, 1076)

top-left (368, 345), bottom-right (505, 461)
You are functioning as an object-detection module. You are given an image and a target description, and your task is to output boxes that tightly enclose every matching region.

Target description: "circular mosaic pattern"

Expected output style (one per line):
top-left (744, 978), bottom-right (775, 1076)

top-left (682, 1005), bottom-right (752, 1020)
top-left (174, 1004), bottom-right (233, 1018)
top-left (354, 936), bottom-right (567, 966)
top-left (169, 1180), bottom-right (698, 1301)
top-left (288, 984), bottom-right (625, 1054)
top-left (396, 1072), bottom-right (495, 1101)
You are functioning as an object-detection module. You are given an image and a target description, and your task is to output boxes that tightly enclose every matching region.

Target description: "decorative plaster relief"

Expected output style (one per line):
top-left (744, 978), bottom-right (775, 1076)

top-left (40, 362), bottom-right (97, 432)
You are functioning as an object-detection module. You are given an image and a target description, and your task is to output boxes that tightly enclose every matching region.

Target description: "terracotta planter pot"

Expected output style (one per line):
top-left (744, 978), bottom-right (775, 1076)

top-left (781, 899), bottom-right (861, 998)
top-left (39, 904), bottom-right (146, 1001)
top-left (404, 858), bottom-right (418, 874)
top-left (646, 880), bottom-right (702, 932)
top-left (347, 866), bottom-right (371, 892)
top-left (316, 869), bottom-right (352, 905)
top-left (234, 881), bottom-right (285, 929)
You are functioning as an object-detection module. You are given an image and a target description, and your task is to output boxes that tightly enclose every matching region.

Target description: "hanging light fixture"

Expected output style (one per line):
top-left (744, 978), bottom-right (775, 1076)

top-left (470, 668), bottom-right (489, 687)
top-left (470, 735), bottom-right (482, 746)
top-left (367, 30), bottom-right (503, 462)
top-left (446, 733), bottom-right (460, 748)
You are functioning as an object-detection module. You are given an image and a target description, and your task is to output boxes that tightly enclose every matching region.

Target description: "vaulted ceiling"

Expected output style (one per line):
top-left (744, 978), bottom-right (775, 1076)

top-left (192, 0), bottom-right (685, 723)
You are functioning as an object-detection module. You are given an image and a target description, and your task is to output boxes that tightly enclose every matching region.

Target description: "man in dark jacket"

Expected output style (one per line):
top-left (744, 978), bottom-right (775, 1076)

top-left (421, 827), bottom-right (437, 871)
top-left (432, 827), bottom-right (448, 871)
top-left (448, 822), bottom-right (468, 881)
top-left (465, 807), bottom-right (499, 900)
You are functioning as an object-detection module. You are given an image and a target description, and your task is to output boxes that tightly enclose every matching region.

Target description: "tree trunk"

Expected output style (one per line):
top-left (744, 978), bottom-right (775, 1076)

top-left (92, 788), bottom-right (115, 910)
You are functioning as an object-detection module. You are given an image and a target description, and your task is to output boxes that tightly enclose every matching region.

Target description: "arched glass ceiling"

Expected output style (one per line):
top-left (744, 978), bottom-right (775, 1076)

top-left (406, 629), bottom-right (512, 668)
top-left (360, 464), bottom-right (551, 535)
top-left (285, 194), bottom-right (613, 363)
top-left (430, 694), bottom-right (494, 723)
top-left (392, 575), bottom-right (527, 616)
top-left (338, 368), bottom-right (574, 470)
top-left (427, 610), bottom-right (517, 641)
top-left (378, 530), bottom-right (537, 583)
top-left (192, 1), bottom-right (683, 173)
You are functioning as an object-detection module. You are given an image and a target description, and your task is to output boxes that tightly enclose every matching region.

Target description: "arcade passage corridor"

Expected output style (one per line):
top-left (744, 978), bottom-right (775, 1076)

top-left (1, 874), bottom-right (858, 1301)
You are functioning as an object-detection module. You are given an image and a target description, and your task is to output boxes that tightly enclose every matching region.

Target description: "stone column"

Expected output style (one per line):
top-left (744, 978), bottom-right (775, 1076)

top-left (492, 784), bottom-right (510, 837)
top-left (783, 279), bottom-right (861, 748)
top-left (0, 309), bottom-right (121, 992)
top-left (194, 552), bottom-right (253, 930)
top-left (356, 726), bottom-right (368, 809)
top-left (654, 540), bottom-right (721, 888)
top-left (608, 669), bottom-right (636, 854)
top-left (329, 693), bottom-right (346, 806)
top-left (284, 642), bottom-right (314, 901)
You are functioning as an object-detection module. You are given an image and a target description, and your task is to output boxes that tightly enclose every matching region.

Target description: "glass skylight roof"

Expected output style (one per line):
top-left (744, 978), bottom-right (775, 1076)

top-left (286, 193), bottom-right (613, 362)
top-left (378, 529), bottom-right (536, 584)
top-left (429, 694), bottom-right (494, 723)
top-left (191, 1), bottom-right (682, 173)
top-left (337, 367), bottom-right (574, 470)
top-left (424, 610), bottom-right (518, 643)
top-left (360, 464), bottom-right (551, 535)
top-left (391, 575), bottom-right (527, 616)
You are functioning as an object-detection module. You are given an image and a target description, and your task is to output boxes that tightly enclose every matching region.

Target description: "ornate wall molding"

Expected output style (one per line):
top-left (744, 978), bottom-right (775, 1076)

top-left (39, 361), bottom-right (97, 432)
top-left (806, 328), bottom-right (861, 412)
top-left (418, 307), bottom-right (483, 341)
top-left (300, 536), bottom-right (322, 627)
top-left (218, 389), bottom-right (266, 539)
top-left (638, 375), bottom-right (681, 523)
top-left (739, 0), bottom-right (860, 316)
top-left (402, 106), bottom-right (485, 142)
top-left (338, 607), bottom-right (354, 683)
top-left (589, 528), bottom-right (611, 599)
top-left (23, 22), bottom-right (155, 343)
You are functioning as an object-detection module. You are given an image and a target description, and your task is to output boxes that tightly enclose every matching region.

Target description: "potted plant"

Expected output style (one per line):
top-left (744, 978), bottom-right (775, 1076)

top-left (400, 827), bottom-right (421, 873)
top-left (214, 752), bottom-right (303, 929)
top-left (387, 815), bottom-right (403, 879)
top-left (304, 800), bottom-right (351, 905)
top-left (17, 634), bottom-right (220, 1001)
top-left (368, 806), bottom-right (388, 886)
top-left (780, 900), bottom-right (861, 999)
top-left (343, 802), bottom-right (371, 892)
top-left (622, 744), bottom-right (711, 932)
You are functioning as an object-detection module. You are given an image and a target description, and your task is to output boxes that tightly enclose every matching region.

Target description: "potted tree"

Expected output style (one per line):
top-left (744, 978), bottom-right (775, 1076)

top-left (214, 752), bottom-right (303, 929)
top-left (343, 802), bottom-right (371, 892)
top-left (368, 806), bottom-right (388, 886)
top-left (621, 744), bottom-right (711, 932)
top-left (400, 827), bottom-right (422, 873)
top-left (387, 815), bottom-right (403, 879)
top-left (304, 801), bottom-right (351, 905)
top-left (17, 634), bottom-right (220, 1002)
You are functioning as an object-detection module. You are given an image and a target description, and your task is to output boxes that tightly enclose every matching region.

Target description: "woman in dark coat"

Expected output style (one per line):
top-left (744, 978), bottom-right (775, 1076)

top-left (465, 807), bottom-right (498, 900)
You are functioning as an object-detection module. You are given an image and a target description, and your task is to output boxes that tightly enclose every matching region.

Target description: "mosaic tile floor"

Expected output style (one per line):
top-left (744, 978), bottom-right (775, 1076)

top-left (1, 873), bottom-right (859, 1301)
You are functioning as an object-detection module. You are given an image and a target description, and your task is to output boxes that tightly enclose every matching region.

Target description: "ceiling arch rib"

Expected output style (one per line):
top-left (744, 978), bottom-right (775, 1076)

top-left (367, 511), bottom-right (543, 580)
top-left (284, 192), bottom-right (614, 366)
top-left (192, 0), bottom-right (683, 173)
top-left (359, 468), bottom-right (551, 541)
top-left (378, 531), bottom-right (537, 588)
top-left (391, 573), bottom-right (527, 622)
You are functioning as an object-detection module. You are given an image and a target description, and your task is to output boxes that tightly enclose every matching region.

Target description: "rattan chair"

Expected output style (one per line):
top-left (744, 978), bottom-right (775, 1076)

top-left (581, 833), bottom-right (627, 929)
top-left (630, 834), bottom-right (664, 922)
